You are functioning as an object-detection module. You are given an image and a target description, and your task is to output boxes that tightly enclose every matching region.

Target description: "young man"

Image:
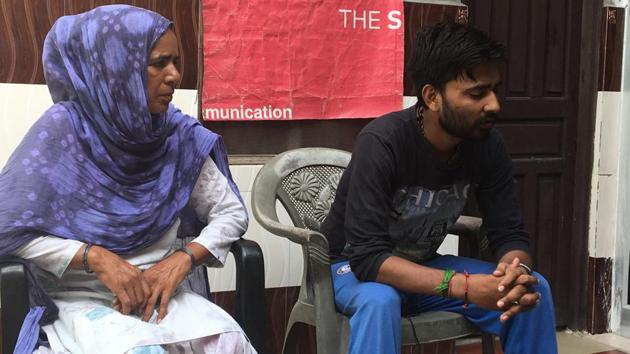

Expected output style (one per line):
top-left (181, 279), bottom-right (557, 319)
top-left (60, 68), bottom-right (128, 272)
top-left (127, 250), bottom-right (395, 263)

top-left (320, 22), bottom-right (557, 354)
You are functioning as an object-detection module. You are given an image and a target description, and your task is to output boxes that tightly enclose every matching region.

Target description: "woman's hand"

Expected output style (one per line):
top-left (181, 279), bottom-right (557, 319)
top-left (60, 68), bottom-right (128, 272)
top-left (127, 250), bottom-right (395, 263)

top-left (141, 251), bottom-right (193, 323)
top-left (85, 245), bottom-right (151, 315)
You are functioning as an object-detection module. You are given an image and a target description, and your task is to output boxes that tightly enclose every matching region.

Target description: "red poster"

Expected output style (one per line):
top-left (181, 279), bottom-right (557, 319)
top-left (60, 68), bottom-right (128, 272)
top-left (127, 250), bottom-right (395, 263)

top-left (201, 0), bottom-right (404, 121)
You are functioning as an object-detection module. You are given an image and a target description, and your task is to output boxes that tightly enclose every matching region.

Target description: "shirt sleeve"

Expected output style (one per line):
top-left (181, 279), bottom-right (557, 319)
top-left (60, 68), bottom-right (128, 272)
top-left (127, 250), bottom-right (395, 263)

top-left (344, 133), bottom-right (396, 281)
top-left (474, 134), bottom-right (530, 260)
top-left (188, 156), bottom-right (248, 268)
top-left (12, 236), bottom-right (84, 278)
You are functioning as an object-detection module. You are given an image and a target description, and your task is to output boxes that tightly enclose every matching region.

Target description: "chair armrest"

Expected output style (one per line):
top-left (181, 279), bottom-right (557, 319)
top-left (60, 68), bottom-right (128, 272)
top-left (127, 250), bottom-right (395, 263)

top-left (229, 238), bottom-right (267, 354)
top-left (307, 231), bottom-right (338, 314)
top-left (449, 216), bottom-right (493, 261)
top-left (304, 231), bottom-right (348, 348)
top-left (0, 261), bottom-right (29, 354)
top-left (449, 216), bottom-right (482, 240)
top-left (253, 210), bottom-right (314, 245)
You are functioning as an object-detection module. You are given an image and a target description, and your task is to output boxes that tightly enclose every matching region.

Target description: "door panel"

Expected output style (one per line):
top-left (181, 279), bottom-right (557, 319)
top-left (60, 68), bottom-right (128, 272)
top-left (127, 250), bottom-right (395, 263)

top-left (459, 0), bottom-right (588, 327)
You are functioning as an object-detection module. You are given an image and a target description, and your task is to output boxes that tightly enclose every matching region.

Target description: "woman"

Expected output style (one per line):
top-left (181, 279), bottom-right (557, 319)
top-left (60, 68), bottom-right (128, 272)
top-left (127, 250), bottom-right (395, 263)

top-left (0, 5), bottom-right (255, 354)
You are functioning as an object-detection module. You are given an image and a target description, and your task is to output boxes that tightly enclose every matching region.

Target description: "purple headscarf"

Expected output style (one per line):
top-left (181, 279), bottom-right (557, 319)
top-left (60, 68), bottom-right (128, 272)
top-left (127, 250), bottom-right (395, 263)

top-left (0, 5), bottom-right (242, 255)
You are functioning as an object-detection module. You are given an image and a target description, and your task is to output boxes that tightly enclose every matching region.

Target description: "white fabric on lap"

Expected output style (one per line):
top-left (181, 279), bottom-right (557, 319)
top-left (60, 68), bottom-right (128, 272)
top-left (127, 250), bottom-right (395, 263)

top-left (41, 290), bottom-right (253, 354)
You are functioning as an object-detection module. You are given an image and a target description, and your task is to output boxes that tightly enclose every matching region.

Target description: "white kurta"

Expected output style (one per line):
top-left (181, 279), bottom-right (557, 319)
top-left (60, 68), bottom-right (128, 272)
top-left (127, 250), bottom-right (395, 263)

top-left (14, 157), bottom-right (255, 354)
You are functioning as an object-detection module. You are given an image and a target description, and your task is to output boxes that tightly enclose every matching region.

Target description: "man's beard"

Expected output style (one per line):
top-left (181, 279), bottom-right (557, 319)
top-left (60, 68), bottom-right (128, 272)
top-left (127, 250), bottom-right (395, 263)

top-left (438, 98), bottom-right (497, 140)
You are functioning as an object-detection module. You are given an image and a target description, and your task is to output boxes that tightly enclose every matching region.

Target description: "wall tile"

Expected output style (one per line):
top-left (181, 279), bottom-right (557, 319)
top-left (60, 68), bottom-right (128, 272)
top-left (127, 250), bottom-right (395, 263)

top-left (230, 165), bottom-right (257, 193)
top-left (0, 83), bottom-right (51, 167)
top-left (403, 96), bottom-right (417, 109)
top-left (593, 175), bottom-right (619, 258)
top-left (589, 92), bottom-right (605, 253)
top-left (438, 234), bottom-right (459, 256)
top-left (598, 91), bottom-right (622, 176)
top-left (171, 89), bottom-right (199, 118)
top-left (206, 253), bottom-right (237, 292)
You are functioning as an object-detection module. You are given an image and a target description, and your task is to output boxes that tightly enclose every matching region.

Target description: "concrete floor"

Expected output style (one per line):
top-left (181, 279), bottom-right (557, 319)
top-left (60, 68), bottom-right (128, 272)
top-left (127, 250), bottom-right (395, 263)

top-left (455, 330), bottom-right (630, 354)
top-left (557, 330), bottom-right (630, 354)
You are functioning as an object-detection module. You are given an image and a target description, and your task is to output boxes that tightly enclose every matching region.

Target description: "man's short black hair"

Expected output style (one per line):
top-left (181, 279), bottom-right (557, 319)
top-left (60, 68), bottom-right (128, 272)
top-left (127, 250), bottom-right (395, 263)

top-left (408, 22), bottom-right (505, 107)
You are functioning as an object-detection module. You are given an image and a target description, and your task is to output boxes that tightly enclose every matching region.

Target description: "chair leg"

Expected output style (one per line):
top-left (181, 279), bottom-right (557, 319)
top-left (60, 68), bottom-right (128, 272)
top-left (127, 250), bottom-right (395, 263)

top-left (282, 320), bottom-right (298, 354)
top-left (480, 333), bottom-right (496, 354)
top-left (314, 322), bottom-right (345, 354)
top-left (1, 263), bottom-right (29, 354)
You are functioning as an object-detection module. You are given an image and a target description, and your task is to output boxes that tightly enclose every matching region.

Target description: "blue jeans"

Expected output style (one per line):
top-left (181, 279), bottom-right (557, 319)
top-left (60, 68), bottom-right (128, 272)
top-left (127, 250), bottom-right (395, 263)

top-left (331, 255), bottom-right (558, 354)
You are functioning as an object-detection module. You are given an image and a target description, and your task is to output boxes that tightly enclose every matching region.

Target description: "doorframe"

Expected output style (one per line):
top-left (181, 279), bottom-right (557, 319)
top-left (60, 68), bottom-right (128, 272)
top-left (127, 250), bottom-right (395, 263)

top-left (569, 0), bottom-right (602, 330)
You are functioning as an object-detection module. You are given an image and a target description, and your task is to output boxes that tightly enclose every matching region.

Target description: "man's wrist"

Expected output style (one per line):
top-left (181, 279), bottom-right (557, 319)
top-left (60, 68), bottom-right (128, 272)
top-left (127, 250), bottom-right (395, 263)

top-left (448, 273), bottom-right (466, 300)
top-left (519, 263), bottom-right (533, 275)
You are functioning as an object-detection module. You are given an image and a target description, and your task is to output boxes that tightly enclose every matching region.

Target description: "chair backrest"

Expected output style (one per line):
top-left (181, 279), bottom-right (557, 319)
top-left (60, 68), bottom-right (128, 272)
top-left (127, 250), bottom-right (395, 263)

top-left (252, 148), bottom-right (351, 235)
top-left (278, 160), bottom-right (347, 232)
top-left (252, 148), bottom-right (351, 302)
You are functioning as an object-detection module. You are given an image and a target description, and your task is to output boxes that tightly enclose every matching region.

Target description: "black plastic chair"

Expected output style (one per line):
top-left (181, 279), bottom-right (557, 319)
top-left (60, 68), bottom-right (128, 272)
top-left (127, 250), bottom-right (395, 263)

top-left (0, 237), bottom-right (267, 354)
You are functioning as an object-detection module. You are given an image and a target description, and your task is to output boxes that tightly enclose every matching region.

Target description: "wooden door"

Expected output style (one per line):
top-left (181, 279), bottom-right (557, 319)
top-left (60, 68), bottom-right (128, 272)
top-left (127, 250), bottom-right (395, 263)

top-left (458, 0), bottom-right (599, 328)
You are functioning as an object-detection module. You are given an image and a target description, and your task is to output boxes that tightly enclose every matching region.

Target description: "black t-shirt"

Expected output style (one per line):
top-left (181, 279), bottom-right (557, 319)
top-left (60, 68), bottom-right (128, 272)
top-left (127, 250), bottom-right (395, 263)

top-left (320, 106), bottom-right (530, 282)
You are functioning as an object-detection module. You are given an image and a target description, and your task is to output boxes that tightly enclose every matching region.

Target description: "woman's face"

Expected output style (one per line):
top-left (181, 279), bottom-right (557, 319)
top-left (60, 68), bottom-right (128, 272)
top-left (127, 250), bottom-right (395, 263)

top-left (146, 29), bottom-right (181, 114)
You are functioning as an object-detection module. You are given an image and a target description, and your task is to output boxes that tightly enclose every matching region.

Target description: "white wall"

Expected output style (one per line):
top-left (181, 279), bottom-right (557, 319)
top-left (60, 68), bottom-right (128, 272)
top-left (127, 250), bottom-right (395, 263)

top-left (0, 84), bottom-right (52, 167)
top-left (611, 7), bottom-right (630, 336)
top-left (589, 91), bottom-right (622, 260)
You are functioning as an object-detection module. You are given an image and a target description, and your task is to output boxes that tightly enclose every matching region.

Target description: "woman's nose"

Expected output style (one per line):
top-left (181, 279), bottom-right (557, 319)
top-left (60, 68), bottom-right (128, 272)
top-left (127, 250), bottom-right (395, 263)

top-left (165, 63), bottom-right (181, 86)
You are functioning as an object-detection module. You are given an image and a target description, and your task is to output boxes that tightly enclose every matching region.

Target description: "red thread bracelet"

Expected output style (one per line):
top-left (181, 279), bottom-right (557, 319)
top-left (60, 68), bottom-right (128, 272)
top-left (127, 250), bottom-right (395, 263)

top-left (463, 270), bottom-right (470, 308)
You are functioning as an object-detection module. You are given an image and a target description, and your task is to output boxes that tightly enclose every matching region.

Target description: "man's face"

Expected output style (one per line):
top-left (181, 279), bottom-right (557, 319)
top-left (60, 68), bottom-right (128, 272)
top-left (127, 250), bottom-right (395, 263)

top-left (146, 29), bottom-right (181, 115)
top-left (438, 62), bottom-right (502, 140)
